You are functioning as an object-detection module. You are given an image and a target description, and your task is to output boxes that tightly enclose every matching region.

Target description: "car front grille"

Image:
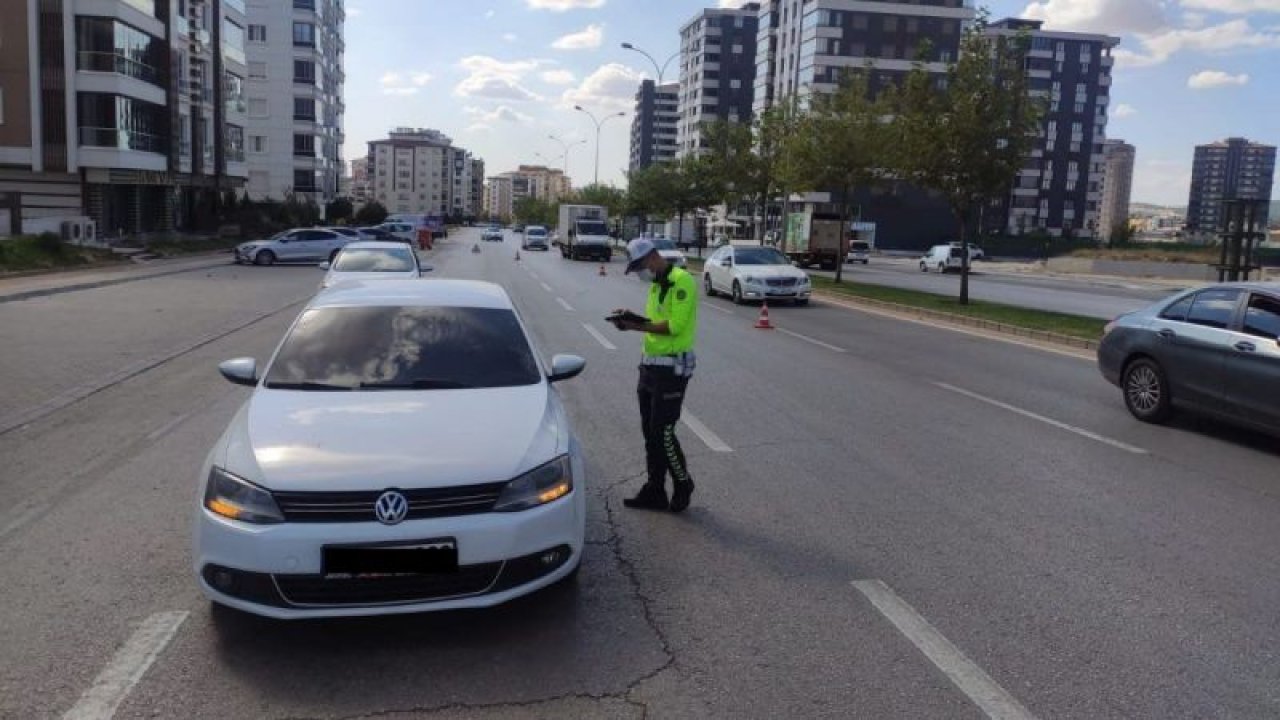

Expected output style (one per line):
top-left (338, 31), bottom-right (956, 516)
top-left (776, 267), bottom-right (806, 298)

top-left (273, 482), bottom-right (508, 523)
top-left (765, 277), bottom-right (798, 287)
top-left (274, 563), bottom-right (502, 606)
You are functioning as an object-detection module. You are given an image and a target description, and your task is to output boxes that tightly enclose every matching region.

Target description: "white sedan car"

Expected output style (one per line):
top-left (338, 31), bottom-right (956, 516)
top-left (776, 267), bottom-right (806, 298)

top-left (318, 241), bottom-right (428, 289)
top-left (703, 245), bottom-right (811, 305)
top-left (194, 279), bottom-right (588, 619)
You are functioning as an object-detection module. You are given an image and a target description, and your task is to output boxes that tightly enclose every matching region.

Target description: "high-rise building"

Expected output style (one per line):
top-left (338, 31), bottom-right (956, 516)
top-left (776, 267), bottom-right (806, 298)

top-left (1186, 137), bottom-right (1275, 239)
top-left (0, 0), bottom-right (250, 237)
top-left (1099, 140), bottom-right (1135, 242)
top-left (503, 165), bottom-right (571, 204)
top-left (368, 128), bottom-right (481, 217)
top-left (629, 80), bottom-right (678, 172)
top-left (469, 158), bottom-right (485, 220)
top-left (484, 175), bottom-right (513, 221)
top-left (985, 18), bottom-right (1120, 239)
top-left (676, 4), bottom-right (760, 157)
top-left (244, 0), bottom-right (345, 207)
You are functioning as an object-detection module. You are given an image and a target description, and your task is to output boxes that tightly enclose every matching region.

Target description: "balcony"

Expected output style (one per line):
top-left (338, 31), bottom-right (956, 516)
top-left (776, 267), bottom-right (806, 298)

top-left (77, 51), bottom-right (161, 86)
top-left (79, 126), bottom-right (167, 155)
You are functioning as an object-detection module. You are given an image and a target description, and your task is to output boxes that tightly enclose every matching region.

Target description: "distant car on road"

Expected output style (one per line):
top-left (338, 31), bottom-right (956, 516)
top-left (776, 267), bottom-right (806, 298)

top-left (523, 226), bottom-right (549, 251)
top-left (482, 225), bottom-right (504, 242)
top-left (949, 242), bottom-right (985, 261)
top-left (704, 244), bottom-right (811, 306)
top-left (846, 241), bottom-right (871, 265)
top-left (919, 244), bottom-right (964, 273)
top-left (650, 237), bottom-right (687, 267)
top-left (235, 228), bottom-right (351, 266)
top-left (327, 227), bottom-right (373, 243)
top-left (356, 226), bottom-right (402, 243)
top-left (1097, 283), bottom-right (1280, 436)
top-left (373, 222), bottom-right (417, 244)
top-left (318, 241), bottom-right (428, 289)
top-left (195, 279), bottom-right (588, 619)
top-left (513, 224), bottom-right (526, 234)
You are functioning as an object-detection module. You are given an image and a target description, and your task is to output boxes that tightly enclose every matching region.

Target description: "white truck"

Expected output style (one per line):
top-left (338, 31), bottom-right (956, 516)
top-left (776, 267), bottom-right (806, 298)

top-left (557, 204), bottom-right (613, 262)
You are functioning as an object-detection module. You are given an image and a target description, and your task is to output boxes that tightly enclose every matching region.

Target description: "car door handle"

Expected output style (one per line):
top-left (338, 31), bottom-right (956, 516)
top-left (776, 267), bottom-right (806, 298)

top-left (1234, 341), bottom-right (1256, 353)
top-left (1158, 328), bottom-right (1176, 341)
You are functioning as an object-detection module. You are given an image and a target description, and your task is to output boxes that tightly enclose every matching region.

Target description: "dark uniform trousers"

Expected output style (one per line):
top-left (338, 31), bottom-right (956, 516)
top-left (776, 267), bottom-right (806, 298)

top-left (637, 365), bottom-right (691, 492)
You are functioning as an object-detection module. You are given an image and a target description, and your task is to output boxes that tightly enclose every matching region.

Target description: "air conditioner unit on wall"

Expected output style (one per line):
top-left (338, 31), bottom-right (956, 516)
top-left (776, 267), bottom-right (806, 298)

top-left (61, 220), bottom-right (83, 243)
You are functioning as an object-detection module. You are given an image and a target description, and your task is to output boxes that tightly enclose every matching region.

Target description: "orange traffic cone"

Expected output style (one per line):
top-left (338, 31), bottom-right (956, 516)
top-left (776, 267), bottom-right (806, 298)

top-left (754, 302), bottom-right (774, 330)
top-left (598, 264), bottom-right (607, 276)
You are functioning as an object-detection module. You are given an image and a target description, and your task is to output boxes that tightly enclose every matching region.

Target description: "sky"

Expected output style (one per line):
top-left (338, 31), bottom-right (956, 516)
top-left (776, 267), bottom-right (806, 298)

top-left (342, 0), bottom-right (1280, 207)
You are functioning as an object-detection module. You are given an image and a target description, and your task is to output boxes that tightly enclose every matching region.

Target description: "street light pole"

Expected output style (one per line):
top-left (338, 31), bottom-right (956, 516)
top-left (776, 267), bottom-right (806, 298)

top-left (547, 134), bottom-right (585, 197)
top-left (573, 106), bottom-right (626, 186)
top-left (621, 43), bottom-right (680, 167)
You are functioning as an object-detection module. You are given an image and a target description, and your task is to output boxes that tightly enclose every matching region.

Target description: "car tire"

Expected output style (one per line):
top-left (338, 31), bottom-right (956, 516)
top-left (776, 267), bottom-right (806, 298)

top-left (862, 259), bottom-right (869, 265)
top-left (919, 262), bottom-right (928, 272)
top-left (254, 250), bottom-right (276, 266)
top-left (937, 263), bottom-right (946, 273)
top-left (704, 274), bottom-right (716, 297)
top-left (731, 281), bottom-right (743, 305)
top-left (1122, 357), bottom-right (1173, 424)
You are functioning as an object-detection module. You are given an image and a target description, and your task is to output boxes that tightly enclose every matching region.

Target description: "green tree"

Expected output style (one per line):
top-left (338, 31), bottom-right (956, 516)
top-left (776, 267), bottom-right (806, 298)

top-left (568, 183), bottom-right (627, 218)
top-left (893, 17), bottom-right (1042, 303)
top-left (353, 201), bottom-right (389, 226)
top-left (513, 197), bottom-right (555, 227)
top-left (326, 197), bottom-right (354, 224)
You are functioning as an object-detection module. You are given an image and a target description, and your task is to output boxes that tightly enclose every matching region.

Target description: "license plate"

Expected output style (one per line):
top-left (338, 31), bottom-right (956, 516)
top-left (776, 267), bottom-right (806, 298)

top-left (323, 539), bottom-right (458, 577)
top-left (768, 290), bottom-right (795, 296)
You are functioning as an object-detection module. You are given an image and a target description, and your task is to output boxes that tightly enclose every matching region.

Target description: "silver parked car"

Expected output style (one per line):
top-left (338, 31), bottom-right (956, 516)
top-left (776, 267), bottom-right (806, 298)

top-left (1097, 282), bottom-right (1280, 436)
top-left (235, 228), bottom-right (351, 266)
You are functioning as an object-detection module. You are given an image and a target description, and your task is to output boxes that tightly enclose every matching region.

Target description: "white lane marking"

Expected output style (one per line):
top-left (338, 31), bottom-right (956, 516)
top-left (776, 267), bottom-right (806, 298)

top-left (540, 282), bottom-right (553, 293)
top-left (556, 297), bottom-right (575, 312)
top-left (583, 323), bottom-right (617, 350)
top-left (853, 580), bottom-right (1039, 720)
top-left (777, 327), bottom-right (847, 353)
top-left (529, 271), bottom-right (539, 279)
top-left (703, 302), bottom-right (734, 315)
top-left (682, 411), bottom-right (732, 453)
top-left (144, 411), bottom-right (192, 442)
top-left (62, 611), bottom-right (189, 720)
top-left (934, 382), bottom-right (1147, 455)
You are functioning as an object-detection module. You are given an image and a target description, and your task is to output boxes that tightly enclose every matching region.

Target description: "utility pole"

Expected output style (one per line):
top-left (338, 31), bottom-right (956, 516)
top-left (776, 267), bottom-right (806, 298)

top-left (573, 106), bottom-right (626, 187)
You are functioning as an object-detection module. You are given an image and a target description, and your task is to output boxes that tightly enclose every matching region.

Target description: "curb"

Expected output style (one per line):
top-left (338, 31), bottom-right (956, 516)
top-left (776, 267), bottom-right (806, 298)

top-left (0, 255), bottom-right (229, 304)
top-left (813, 291), bottom-right (1101, 352)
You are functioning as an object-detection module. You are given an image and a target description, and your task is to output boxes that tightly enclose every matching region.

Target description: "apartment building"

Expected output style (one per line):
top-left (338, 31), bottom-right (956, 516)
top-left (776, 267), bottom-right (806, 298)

top-left (367, 128), bottom-right (482, 218)
top-left (348, 155), bottom-right (370, 206)
top-left (629, 80), bottom-right (678, 171)
top-left (243, 0), bottom-right (344, 206)
top-left (1186, 137), bottom-right (1275, 239)
top-left (1098, 140), bottom-right (1135, 242)
top-left (675, 4), bottom-right (759, 157)
top-left (484, 175), bottom-right (513, 221)
top-left (0, 0), bottom-right (249, 237)
top-left (986, 18), bottom-right (1120, 239)
top-left (469, 157), bottom-right (485, 219)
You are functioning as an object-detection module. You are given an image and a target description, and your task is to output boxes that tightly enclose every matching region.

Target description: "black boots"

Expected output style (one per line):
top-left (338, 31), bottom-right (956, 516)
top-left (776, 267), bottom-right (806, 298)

top-left (623, 483), bottom-right (668, 511)
top-left (669, 479), bottom-right (694, 513)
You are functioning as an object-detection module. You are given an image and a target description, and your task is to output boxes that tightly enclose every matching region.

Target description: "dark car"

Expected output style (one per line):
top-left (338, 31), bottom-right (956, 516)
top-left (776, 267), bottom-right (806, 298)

top-left (1097, 282), bottom-right (1280, 436)
top-left (357, 226), bottom-right (407, 244)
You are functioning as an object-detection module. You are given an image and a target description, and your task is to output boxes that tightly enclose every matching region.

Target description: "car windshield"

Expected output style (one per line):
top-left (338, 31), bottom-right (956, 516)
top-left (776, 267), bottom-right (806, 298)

top-left (651, 238), bottom-right (677, 250)
top-left (527, 228), bottom-right (547, 237)
top-left (332, 248), bottom-right (416, 273)
top-left (264, 306), bottom-right (541, 390)
top-left (735, 247), bottom-right (791, 265)
top-left (577, 221), bottom-right (609, 236)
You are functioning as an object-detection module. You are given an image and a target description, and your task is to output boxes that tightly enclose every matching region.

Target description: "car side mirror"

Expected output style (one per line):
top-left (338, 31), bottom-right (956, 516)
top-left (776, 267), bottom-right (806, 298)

top-left (547, 354), bottom-right (586, 383)
top-left (218, 357), bottom-right (258, 387)
top-left (318, 261), bottom-right (330, 270)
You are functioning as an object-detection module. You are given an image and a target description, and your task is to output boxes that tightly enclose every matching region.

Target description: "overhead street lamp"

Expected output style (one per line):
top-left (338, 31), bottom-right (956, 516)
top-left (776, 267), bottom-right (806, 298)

top-left (573, 106), bottom-right (627, 187)
top-left (622, 42), bottom-right (680, 168)
top-left (547, 134), bottom-right (585, 197)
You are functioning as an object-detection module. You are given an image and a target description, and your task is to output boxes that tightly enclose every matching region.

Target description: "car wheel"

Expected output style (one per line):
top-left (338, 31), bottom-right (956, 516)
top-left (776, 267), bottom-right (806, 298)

top-left (704, 274), bottom-right (716, 297)
top-left (919, 262), bottom-right (927, 272)
top-left (253, 250), bottom-right (276, 266)
top-left (862, 259), bottom-right (869, 265)
top-left (937, 263), bottom-right (946, 273)
top-left (731, 281), bottom-right (744, 305)
top-left (1123, 357), bottom-right (1173, 424)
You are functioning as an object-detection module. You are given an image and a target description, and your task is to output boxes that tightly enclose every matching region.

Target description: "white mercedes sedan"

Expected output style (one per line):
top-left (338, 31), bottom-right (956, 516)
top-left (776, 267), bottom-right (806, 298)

top-left (193, 279), bottom-right (587, 619)
top-left (318, 241), bottom-right (428, 289)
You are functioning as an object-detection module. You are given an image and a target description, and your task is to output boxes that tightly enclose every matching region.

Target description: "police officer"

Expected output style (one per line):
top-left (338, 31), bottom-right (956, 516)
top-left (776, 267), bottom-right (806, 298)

top-left (611, 237), bottom-right (699, 512)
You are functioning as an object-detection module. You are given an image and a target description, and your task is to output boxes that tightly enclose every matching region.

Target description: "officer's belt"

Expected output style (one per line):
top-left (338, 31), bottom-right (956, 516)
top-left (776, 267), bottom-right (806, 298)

top-left (641, 353), bottom-right (694, 367)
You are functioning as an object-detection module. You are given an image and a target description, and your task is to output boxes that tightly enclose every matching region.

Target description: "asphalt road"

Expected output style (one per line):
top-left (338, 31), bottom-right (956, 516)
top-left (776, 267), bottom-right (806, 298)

top-left (809, 257), bottom-right (1182, 319)
top-left (1, 228), bottom-right (1278, 719)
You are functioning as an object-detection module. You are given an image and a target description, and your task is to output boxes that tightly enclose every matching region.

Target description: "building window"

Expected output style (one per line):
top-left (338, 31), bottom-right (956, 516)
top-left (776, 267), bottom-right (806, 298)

top-left (225, 124), bottom-right (245, 163)
top-left (292, 22), bottom-right (315, 47)
top-left (75, 17), bottom-right (167, 87)
top-left (293, 133), bottom-right (315, 157)
top-left (223, 19), bottom-right (246, 64)
top-left (293, 97), bottom-right (316, 120)
top-left (250, 135), bottom-right (266, 153)
top-left (293, 60), bottom-right (315, 84)
top-left (294, 169), bottom-right (317, 191)
top-left (248, 24), bottom-right (266, 42)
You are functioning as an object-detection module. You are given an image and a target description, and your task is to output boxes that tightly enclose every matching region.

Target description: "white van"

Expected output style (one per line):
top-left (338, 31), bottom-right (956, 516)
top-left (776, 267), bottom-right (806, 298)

top-left (919, 244), bottom-right (965, 273)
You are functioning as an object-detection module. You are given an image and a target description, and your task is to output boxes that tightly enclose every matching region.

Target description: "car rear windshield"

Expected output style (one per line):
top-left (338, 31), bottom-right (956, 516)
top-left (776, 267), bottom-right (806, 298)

top-left (735, 247), bottom-right (791, 265)
top-left (332, 248), bottom-right (415, 272)
top-left (527, 228), bottom-right (547, 237)
top-left (576, 221), bottom-right (609, 236)
top-left (850, 242), bottom-right (869, 251)
top-left (264, 306), bottom-right (541, 390)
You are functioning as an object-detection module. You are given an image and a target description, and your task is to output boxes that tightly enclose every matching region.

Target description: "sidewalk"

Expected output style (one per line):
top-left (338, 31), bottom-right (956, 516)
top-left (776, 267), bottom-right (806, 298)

top-left (0, 253), bottom-right (230, 303)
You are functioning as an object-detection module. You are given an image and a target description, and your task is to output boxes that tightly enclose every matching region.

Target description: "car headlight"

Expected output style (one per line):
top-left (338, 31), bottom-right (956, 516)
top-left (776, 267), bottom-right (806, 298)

top-left (798, 275), bottom-right (810, 284)
top-left (744, 276), bottom-right (759, 284)
top-left (493, 455), bottom-right (573, 512)
top-left (204, 467), bottom-right (284, 524)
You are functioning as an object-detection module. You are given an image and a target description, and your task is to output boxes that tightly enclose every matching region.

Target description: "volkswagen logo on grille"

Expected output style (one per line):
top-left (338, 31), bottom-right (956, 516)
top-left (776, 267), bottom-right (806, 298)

top-left (374, 490), bottom-right (409, 525)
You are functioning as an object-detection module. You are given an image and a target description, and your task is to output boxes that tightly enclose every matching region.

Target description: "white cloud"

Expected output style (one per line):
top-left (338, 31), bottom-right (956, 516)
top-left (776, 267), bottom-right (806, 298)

top-left (379, 71), bottom-right (431, 95)
top-left (1021, 0), bottom-right (1167, 34)
top-left (454, 56), bottom-right (545, 101)
top-left (503, 33), bottom-right (518, 42)
top-left (1181, 0), bottom-right (1280, 12)
top-left (465, 105), bottom-right (534, 124)
top-left (717, 0), bottom-right (748, 7)
top-left (411, 72), bottom-right (432, 86)
top-left (1112, 103), bottom-right (1138, 118)
top-left (560, 62), bottom-right (642, 111)
top-left (540, 69), bottom-right (577, 85)
top-left (1182, 11), bottom-right (1208, 28)
top-left (525, 0), bottom-right (605, 10)
top-left (551, 24), bottom-right (604, 50)
top-left (1116, 19), bottom-right (1280, 66)
top-left (1187, 69), bottom-right (1250, 88)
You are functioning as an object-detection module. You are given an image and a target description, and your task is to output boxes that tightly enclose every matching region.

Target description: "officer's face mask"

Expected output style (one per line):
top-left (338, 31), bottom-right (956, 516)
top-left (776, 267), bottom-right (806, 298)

top-left (636, 268), bottom-right (655, 283)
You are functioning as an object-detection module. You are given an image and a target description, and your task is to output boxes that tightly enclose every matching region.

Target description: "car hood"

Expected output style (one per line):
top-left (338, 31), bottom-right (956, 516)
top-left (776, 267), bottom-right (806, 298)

top-left (736, 264), bottom-right (805, 279)
top-left (219, 384), bottom-right (563, 491)
top-left (321, 270), bottom-right (419, 288)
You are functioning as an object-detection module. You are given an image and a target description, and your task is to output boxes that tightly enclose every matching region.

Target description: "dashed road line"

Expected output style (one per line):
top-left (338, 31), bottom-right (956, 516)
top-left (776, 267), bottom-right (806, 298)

top-left (934, 382), bottom-right (1147, 455)
top-left (682, 412), bottom-right (732, 453)
top-left (144, 411), bottom-right (193, 442)
top-left (777, 327), bottom-right (847, 353)
top-left (540, 282), bottom-right (553, 293)
top-left (853, 580), bottom-right (1038, 720)
top-left (556, 297), bottom-right (575, 312)
top-left (583, 323), bottom-right (617, 350)
top-left (62, 611), bottom-right (189, 720)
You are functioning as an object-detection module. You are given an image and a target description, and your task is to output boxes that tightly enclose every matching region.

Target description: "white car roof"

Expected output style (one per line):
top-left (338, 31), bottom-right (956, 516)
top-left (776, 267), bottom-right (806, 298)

top-left (335, 241), bottom-right (413, 251)
top-left (311, 279), bottom-right (513, 310)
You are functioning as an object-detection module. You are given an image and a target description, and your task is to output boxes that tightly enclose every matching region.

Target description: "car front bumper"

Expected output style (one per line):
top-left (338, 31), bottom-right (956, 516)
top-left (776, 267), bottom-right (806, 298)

top-left (741, 285), bottom-right (811, 301)
top-left (193, 486), bottom-right (585, 619)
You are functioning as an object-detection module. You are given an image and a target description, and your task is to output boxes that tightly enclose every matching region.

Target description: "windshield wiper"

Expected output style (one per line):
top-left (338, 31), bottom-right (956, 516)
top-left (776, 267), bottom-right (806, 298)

top-left (359, 378), bottom-right (475, 390)
top-left (265, 381), bottom-right (355, 391)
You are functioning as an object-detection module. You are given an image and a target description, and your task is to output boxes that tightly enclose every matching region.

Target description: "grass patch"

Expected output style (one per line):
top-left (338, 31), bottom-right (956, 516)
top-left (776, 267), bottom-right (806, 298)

top-left (1068, 246), bottom-right (1218, 264)
top-left (811, 276), bottom-right (1107, 341)
top-left (0, 234), bottom-right (124, 273)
